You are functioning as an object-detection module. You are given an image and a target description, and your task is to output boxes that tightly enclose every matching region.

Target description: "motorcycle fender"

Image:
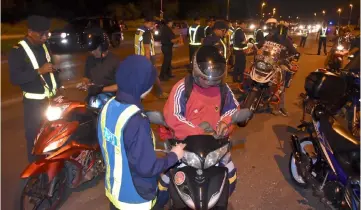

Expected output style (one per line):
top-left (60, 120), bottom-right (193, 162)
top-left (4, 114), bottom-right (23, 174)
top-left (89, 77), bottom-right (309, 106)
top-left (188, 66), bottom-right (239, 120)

top-left (172, 166), bottom-right (228, 210)
top-left (20, 159), bottom-right (64, 182)
top-left (46, 141), bottom-right (97, 161)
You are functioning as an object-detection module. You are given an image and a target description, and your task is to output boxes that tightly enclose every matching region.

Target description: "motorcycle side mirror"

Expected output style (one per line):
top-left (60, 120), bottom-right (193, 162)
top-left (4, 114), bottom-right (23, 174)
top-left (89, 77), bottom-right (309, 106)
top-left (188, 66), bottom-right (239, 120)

top-left (145, 111), bottom-right (168, 127)
top-left (231, 109), bottom-right (253, 124)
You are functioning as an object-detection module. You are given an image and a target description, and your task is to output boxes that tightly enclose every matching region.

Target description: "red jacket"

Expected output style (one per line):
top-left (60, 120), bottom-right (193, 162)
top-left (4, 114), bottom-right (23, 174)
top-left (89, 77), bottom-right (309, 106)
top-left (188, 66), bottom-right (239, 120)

top-left (160, 78), bottom-right (240, 140)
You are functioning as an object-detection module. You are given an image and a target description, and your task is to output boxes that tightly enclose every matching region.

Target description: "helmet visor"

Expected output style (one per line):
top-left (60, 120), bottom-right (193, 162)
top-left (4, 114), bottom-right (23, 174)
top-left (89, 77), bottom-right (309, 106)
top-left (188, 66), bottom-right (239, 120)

top-left (194, 61), bottom-right (226, 86)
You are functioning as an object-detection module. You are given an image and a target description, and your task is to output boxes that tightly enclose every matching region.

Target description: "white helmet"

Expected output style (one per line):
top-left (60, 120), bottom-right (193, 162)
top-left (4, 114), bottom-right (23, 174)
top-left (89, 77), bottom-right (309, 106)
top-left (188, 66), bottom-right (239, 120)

top-left (265, 18), bottom-right (278, 24)
top-left (265, 18), bottom-right (278, 32)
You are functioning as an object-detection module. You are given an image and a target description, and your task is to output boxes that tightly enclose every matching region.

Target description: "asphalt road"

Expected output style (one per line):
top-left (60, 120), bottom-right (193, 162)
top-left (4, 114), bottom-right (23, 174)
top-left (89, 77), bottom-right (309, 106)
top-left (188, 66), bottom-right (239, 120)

top-left (1, 33), bottom-right (335, 210)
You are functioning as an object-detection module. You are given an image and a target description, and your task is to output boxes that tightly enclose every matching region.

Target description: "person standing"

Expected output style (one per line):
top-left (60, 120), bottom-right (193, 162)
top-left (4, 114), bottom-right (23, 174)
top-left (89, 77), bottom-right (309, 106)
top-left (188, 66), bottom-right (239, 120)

top-left (204, 18), bottom-right (215, 37)
top-left (135, 17), bottom-right (168, 99)
top-left (232, 21), bottom-right (247, 85)
top-left (299, 28), bottom-right (309, 47)
top-left (159, 18), bottom-right (182, 81)
top-left (317, 22), bottom-right (329, 55)
top-left (8, 15), bottom-right (61, 162)
top-left (203, 20), bottom-right (229, 59)
top-left (188, 17), bottom-right (204, 69)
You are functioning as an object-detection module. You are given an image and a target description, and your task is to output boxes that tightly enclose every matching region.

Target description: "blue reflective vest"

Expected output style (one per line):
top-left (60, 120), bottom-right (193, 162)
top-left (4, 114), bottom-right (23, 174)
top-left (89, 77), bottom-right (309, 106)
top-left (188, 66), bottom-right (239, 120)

top-left (98, 97), bottom-right (156, 209)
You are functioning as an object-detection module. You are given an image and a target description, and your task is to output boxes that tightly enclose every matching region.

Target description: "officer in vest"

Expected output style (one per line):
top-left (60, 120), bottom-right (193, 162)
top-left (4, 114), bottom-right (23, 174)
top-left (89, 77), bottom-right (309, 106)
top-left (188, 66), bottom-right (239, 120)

top-left (188, 17), bottom-right (204, 70)
top-left (228, 20), bottom-right (238, 67)
top-left (204, 18), bottom-right (215, 37)
top-left (232, 21), bottom-right (248, 85)
top-left (135, 17), bottom-right (168, 99)
top-left (98, 55), bottom-right (185, 210)
top-left (299, 28), bottom-right (309, 48)
top-left (203, 20), bottom-right (229, 60)
top-left (317, 22), bottom-right (329, 55)
top-left (8, 15), bottom-right (61, 162)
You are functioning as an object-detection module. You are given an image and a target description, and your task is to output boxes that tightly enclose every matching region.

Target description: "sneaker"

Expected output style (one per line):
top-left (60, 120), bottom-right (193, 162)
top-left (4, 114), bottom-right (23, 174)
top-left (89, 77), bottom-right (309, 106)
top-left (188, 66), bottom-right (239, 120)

top-left (158, 92), bottom-right (169, 99)
top-left (279, 108), bottom-right (289, 117)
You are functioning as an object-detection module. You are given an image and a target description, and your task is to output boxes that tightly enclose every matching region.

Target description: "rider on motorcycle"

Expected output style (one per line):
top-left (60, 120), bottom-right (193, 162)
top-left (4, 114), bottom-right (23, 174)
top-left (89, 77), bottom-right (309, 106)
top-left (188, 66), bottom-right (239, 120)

top-left (154, 45), bottom-right (240, 208)
top-left (264, 18), bottom-right (299, 116)
top-left (81, 27), bottom-right (120, 106)
top-left (97, 55), bottom-right (186, 210)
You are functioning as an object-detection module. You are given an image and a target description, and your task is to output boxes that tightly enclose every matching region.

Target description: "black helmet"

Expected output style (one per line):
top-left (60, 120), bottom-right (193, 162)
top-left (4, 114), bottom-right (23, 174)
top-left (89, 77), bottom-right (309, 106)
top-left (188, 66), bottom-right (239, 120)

top-left (84, 27), bottom-right (110, 52)
top-left (192, 45), bottom-right (226, 87)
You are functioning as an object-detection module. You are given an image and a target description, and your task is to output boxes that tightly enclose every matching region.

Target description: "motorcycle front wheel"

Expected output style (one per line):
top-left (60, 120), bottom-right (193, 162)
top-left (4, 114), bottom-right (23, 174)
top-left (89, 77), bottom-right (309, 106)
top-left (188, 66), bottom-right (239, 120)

top-left (19, 171), bottom-right (67, 210)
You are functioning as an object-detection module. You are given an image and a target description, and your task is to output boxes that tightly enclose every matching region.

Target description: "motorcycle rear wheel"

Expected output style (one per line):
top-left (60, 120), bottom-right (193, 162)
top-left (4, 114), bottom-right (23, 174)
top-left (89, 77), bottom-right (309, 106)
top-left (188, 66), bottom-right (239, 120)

top-left (20, 171), bottom-right (67, 210)
top-left (289, 139), bottom-right (315, 188)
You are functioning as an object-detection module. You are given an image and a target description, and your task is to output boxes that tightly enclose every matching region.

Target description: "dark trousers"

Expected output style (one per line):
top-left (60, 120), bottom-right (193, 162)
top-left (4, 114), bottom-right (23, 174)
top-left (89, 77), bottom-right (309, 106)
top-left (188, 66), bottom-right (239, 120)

top-left (233, 50), bottom-right (246, 83)
top-left (150, 56), bottom-right (163, 96)
top-left (189, 45), bottom-right (200, 69)
top-left (23, 98), bottom-right (46, 162)
top-left (300, 36), bottom-right (307, 47)
top-left (318, 37), bottom-right (327, 55)
top-left (160, 45), bottom-right (173, 78)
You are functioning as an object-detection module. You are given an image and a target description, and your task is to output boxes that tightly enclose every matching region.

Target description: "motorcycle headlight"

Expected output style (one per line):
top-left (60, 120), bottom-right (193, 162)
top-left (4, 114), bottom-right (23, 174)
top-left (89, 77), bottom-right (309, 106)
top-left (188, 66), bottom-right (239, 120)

top-left (43, 137), bottom-right (68, 153)
top-left (182, 151), bottom-right (202, 169)
top-left (256, 61), bottom-right (267, 70)
top-left (45, 104), bottom-right (69, 121)
top-left (204, 144), bottom-right (229, 169)
top-left (337, 45), bottom-right (344, 51)
top-left (154, 30), bottom-right (159, 35)
top-left (249, 24), bottom-right (255, 30)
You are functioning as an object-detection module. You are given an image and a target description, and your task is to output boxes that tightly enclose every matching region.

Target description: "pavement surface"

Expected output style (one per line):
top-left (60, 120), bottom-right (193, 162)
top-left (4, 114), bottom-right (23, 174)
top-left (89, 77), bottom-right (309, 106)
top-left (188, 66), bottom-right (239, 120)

top-left (1, 33), bottom-right (337, 210)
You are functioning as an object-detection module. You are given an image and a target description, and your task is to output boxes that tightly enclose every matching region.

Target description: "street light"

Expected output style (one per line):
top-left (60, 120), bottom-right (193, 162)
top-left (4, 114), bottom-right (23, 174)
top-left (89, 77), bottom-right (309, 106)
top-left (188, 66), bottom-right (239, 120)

top-left (338, 8), bottom-right (342, 28)
top-left (314, 12), bottom-right (317, 17)
top-left (261, 2), bottom-right (266, 19)
top-left (322, 10), bottom-right (326, 16)
top-left (273, 8), bottom-right (276, 16)
top-left (349, 4), bottom-right (353, 25)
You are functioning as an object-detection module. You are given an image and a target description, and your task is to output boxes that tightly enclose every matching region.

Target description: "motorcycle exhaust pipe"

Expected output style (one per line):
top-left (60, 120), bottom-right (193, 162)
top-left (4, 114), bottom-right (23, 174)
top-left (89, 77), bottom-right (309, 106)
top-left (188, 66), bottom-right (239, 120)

top-left (290, 135), bottom-right (302, 161)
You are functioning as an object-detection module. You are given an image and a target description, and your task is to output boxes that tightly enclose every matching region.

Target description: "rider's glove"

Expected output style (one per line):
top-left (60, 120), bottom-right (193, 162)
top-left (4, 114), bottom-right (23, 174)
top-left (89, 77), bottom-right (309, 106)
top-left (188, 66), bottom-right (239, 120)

top-left (88, 85), bottom-right (104, 96)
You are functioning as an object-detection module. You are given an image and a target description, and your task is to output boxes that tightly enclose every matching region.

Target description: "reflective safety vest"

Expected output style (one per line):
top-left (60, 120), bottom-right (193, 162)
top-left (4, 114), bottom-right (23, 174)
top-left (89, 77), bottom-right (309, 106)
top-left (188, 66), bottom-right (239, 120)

top-left (219, 39), bottom-right (227, 59)
top-left (99, 98), bottom-right (157, 210)
top-left (188, 25), bottom-right (202, 45)
top-left (320, 27), bottom-right (327, 37)
top-left (204, 26), bottom-right (209, 37)
top-left (134, 27), bottom-right (155, 56)
top-left (18, 40), bottom-right (57, 100)
top-left (233, 28), bottom-right (248, 51)
top-left (302, 29), bottom-right (309, 37)
top-left (228, 27), bottom-right (235, 45)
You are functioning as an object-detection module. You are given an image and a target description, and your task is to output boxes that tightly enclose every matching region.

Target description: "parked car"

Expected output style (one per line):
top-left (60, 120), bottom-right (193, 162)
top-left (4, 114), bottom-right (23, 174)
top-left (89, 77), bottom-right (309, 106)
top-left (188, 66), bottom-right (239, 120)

top-left (48, 16), bottom-right (123, 53)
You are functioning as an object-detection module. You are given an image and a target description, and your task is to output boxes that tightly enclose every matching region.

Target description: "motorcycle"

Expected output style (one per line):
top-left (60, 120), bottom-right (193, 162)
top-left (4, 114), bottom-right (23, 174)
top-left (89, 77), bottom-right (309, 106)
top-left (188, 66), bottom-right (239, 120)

top-left (289, 71), bottom-right (360, 209)
top-left (19, 84), bottom-right (112, 210)
top-left (240, 38), bottom-right (300, 113)
top-left (147, 109), bottom-right (252, 210)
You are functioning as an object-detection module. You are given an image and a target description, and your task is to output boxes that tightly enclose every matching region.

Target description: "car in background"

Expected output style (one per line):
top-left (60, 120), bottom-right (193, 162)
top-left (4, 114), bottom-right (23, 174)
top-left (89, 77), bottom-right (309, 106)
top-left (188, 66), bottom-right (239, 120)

top-left (48, 16), bottom-right (123, 53)
top-left (153, 20), bottom-right (188, 42)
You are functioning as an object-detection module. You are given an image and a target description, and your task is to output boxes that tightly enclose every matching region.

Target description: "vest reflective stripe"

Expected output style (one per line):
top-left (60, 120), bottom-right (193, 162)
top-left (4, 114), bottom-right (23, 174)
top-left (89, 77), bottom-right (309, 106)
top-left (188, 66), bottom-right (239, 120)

top-left (19, 40), bottom-right (57, 100)
top-left (204, 26), bottom-right (209, 37)
top-left (302, 30), bottom-right (308, 37)
top-left (228, 27), bottom-right (234, 45)
top-left (254, 29), bottom-right (262, 37)
top-left (321, 27), bottom-right (327, 37)
top-left (100, 98), bottom-right (157, 210)
top-left (135, 28), bottom-right (155, 56)
top-left (233, 29), bottom-right (247, 50)
top-left (220, 39), bottom-right (227, 58)
top-left (189, 25), bottom-right (201, 45)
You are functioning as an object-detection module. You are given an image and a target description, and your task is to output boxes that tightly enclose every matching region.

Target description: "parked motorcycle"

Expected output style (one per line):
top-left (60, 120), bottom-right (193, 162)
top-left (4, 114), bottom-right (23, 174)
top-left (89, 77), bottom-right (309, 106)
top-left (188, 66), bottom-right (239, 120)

top-left (240, 38), bottom-right (300, 113)
top-left (147, 109), bottom-right (252, 210)
top-left (19, 85), bottom-right (111, 210)
top-left (289, 71), bottom-right (360, 209)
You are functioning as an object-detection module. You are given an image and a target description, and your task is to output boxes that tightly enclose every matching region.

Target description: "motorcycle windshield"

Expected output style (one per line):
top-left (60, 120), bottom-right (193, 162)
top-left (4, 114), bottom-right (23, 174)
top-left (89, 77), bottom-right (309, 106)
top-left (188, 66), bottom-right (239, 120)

top-left (181, 135), bottom-right (228, 159)
top-left (257, 41), bottom-right (283, 65)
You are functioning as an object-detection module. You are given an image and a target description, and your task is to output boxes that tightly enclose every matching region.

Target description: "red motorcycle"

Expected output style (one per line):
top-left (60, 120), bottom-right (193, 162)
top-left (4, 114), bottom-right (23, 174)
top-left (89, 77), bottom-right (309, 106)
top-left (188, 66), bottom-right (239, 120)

top-left (19, 93), bottom-right (105, 210)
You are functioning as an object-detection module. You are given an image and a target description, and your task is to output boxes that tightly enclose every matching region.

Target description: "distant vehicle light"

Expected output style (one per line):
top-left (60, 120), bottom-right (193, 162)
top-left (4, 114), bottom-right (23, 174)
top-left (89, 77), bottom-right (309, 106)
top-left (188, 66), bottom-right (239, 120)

top-left (154, 30), bottom-right (159, 35)
top-left (263, 26), bottom-right (267, 30)
top-left (60, 33), bottom-right (67, 38)
top-left (48, 32), bottom-right (52, 37)
top-left (61, 39), bottom-right (68, 44)
top-left (249, 24), bottom-right (256, 30)
top-left (307, 25), bottom-right (311, 29)
top-left (329, 21), bottom-right (333, 25)
top-left (299, 25), bottom-right (304, 29)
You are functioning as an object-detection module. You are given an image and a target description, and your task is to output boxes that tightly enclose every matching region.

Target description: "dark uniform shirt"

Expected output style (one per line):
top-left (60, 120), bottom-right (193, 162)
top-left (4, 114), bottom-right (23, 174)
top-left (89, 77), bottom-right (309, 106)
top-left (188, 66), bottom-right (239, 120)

top-left (142, 27), bottom-right (152, 45)
top-left (233, 28), bottom-right (247, 49)
top-left (204, 26), bottom-right (212, 37)
top-left (265, 34), bottom-right (299, 58)
top-left (8, 37), bottom-right (61, 94)
top-left (84, 52), bottom-right (120, 86)
top-left (160, 25), bottom-right (175, 46)
top-left (255, 29), bottom-right (266, 48)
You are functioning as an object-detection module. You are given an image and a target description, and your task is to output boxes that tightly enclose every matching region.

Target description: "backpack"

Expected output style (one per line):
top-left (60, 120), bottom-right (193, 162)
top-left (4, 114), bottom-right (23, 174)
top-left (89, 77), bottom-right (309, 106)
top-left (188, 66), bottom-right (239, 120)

top-left (183, 75), bottom-right (228, 116)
